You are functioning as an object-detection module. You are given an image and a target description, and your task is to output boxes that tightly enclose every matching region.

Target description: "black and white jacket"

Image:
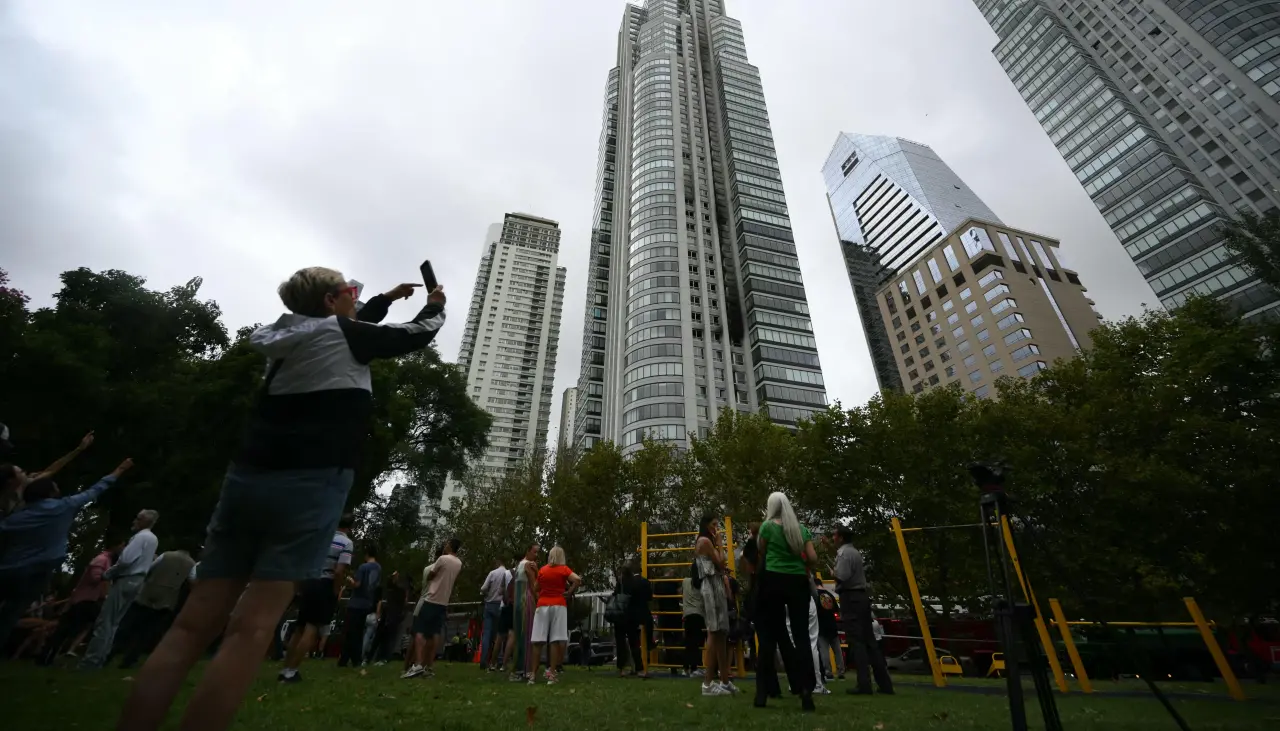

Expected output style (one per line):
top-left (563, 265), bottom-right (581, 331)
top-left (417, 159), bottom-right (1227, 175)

top-left (233, 294), bottom-right (445, 471)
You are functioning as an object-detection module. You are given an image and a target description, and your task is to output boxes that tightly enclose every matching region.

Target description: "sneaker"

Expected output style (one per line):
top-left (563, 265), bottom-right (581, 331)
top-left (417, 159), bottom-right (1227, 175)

top-left (527, 677), bottom-right (536, 685)
top-left (815, 685), bottom-right (832, 696)
top-left (424, 667), bottom-right (436, 678)
top-left (278, 670), bottom-right (302, 684)
top-left (401, 665), bottom-right (425, 679)
top-left (546, 672), bottom-right (559, 685)
top-left (690, 669), bottom-right (705, 678)
top-left (509, 672), bottom-right (526, 682)
top-left (722, 680), bottom-right (741, 694)
top-left (374, 661), bottom-right (387, 667)
top-left (702, 683), bottom-right (731, 697)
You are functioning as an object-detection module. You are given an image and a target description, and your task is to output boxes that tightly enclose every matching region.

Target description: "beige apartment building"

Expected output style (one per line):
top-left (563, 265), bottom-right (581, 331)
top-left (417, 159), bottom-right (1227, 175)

top-left (876, 218), bottom-right (1101, 398)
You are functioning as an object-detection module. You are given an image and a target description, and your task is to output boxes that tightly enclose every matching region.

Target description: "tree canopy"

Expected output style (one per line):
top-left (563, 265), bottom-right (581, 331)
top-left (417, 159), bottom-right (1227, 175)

top-left (446, 297), bottom-right (1279, 623)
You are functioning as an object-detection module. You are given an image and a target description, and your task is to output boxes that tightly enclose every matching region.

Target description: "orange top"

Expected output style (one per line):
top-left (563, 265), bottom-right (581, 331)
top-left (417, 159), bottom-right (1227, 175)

top-left (536, 564), bottom-right (574, 607)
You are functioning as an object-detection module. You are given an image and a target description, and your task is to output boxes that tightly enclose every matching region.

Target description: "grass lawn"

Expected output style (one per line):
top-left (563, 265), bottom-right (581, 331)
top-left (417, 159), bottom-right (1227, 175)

top-left (4, 660), bottom-right (1278, 730)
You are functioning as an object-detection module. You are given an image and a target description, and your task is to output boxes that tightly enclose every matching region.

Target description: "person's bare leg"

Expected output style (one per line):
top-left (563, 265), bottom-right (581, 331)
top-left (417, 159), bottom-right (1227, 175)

top-left (174, 580), bottom-right (295, 731)
top-left (714, 631), bottom-right (730, 684)
top-left (703, 633), bottom-right (718, 685)
top-left (501, 631), bottom-right (516, 670)
top-left (423, 633), bottom-right (440, 670)
top-left (548, 642), bottom-right (562, 677)
top-left (282, 623), bottom-right (317, 672)
top-left (530, 642), bottom-right (544, 679)
top-left (115, 579), bottom-right (246, 731)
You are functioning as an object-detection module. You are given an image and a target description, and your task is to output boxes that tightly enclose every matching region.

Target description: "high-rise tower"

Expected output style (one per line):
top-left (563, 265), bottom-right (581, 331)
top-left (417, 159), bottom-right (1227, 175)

top-left (974, 0), bottom-right (1280, 320)
top-left (443, 213), bottom-right (566, 511)
top-left (822, 133), bottom-right (1002, 392)
top-left (572, 0), bottom-right (828, 452)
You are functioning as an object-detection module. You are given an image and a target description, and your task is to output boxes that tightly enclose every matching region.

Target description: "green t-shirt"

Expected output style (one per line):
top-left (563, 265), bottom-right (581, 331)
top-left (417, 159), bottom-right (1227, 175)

top-left (759, 521), bottom-right (812, 575)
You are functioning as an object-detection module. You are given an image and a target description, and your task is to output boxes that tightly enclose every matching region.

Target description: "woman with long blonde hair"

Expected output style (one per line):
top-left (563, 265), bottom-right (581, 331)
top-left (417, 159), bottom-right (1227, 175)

top-left (753, 491), bottom-right (819, 712)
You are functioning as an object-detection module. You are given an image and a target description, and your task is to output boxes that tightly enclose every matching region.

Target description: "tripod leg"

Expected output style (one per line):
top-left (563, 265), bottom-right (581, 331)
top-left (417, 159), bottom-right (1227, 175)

top-left (1017, 607), bottom-right (1063, 731)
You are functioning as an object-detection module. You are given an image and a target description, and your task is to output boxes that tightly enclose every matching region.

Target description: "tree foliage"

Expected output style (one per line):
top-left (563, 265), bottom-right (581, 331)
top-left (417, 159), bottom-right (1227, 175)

top-left (0, 267), bottom-right (490, 577)
top-left (442, 297), bottom-right (1279, 622)
top-left (1222, 209), bottom-right (1280, 293)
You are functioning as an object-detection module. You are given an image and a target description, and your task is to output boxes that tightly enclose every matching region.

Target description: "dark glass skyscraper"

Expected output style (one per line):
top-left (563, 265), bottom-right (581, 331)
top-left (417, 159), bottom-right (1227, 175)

top-left (572, 0), bottom-right (827, 452)
top-left (974, 0), bottom-right (1280, 320)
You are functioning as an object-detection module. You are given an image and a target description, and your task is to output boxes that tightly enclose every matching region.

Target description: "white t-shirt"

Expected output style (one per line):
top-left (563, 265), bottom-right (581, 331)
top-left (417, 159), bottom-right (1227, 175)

top-left (416, 553), bottom-right (462, 612)
top-left (481, 565), bottom-right (508, 604)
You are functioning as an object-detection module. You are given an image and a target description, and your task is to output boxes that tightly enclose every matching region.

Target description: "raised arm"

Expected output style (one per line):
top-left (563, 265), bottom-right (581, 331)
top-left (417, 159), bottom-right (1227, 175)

top-left (338, 289), bottom-right (446, 364)
top-left (35, 431), bottom-right (94, 480)
top-left (64, 458), bottom-right (132, 512)
top-left (565, 572), bottom-right (583, 596)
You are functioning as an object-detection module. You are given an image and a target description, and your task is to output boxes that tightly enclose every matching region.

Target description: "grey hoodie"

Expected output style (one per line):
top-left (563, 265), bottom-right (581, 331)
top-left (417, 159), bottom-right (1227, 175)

top-left (233, 294), bottom-right (445, 470)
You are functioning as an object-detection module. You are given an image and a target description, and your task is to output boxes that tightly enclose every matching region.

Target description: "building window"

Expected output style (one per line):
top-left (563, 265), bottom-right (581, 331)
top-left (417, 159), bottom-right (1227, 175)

top-left (960, 287), bottom-right (972, 300)
top-left (965, 301), bottom-right (978, 315)
top-left (969, 370), bottom-right (983, 384)
top-left (977, 329), bottom-right (990, 343)
top-left (945, 365), bottom-right (956, 378)
top-left (1017, 361), bottom-right (1048, 378)
top-left (911, 322), bottom-right (922, 332)
top-left (974, 384), bottom-right (990, 399)
top-left (1003, 328), bottom-right (1033, 346)
top-left (964, 355), bottom-right (976, 367)
top-left (978, 270), bottom-right (1004, 288)
top-left (990, 360), bottom-right (1005, 374)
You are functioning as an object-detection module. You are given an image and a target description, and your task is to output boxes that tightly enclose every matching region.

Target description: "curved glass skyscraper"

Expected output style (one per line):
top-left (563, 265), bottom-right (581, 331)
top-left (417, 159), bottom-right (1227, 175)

top-left (572, 0), bottom-right (827, 452)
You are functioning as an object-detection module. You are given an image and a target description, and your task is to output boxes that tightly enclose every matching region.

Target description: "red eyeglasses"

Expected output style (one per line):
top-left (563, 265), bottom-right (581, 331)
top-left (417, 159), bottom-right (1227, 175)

top-left (335, 285), bottom-right (359, 299)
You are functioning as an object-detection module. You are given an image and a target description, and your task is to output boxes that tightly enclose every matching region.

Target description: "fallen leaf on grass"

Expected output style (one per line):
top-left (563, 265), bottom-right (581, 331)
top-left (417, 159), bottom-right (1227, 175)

top-left (685, 703), bottom-right (694, 708)
top-left (121, 677), bottom-right (134, 682)
top-left (873, 724), bottom-right (885, 730)
top-left (933, 711), bottom-right (949, 721)
top-left (360, 669), bottom-right (368, 676)
top-left (526, 705), bottom-right (538, 727)
top-left (256, 694), bottom-right (267, 702)
top-left (568, 688), bottom-right (576, 694)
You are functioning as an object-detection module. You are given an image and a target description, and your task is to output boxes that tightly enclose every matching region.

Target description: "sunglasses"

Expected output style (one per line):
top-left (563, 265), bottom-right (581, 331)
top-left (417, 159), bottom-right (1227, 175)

top-left (334, 285), bottom-right (359, 299)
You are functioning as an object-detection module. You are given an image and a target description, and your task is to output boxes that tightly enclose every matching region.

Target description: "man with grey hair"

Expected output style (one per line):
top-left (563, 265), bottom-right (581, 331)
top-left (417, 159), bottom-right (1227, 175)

top-left (118, 267), bottom-right (445, 731)
top-left (80, 508), bottom-right (160, 669)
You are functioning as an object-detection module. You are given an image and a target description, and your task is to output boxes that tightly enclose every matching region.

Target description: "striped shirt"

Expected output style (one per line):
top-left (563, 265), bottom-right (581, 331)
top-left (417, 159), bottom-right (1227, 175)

top-left (322, 531), bottom-right (354, 580)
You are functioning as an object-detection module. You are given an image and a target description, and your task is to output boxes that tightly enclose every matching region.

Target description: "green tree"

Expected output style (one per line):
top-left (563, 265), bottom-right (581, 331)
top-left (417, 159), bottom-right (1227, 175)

top-left (1221, 210), bottom-right (1280, 292)
top-left (682, 408), bottom-right (798, 525)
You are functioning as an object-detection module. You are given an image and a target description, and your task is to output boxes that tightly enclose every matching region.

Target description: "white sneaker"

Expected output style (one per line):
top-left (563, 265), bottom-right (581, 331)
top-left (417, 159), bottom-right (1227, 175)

top-left (722, 680), bottom-right (741, 694)
top-left (401, 665), bottom-right (425, 679)
top-left (702, 682), bottom-right (731, 697)
top-left (690, 669), bottom-right (705, 678)
top-left (374, 661), bottom-right (387, 667)
top-left (815, 685), bottom-right (832, 695)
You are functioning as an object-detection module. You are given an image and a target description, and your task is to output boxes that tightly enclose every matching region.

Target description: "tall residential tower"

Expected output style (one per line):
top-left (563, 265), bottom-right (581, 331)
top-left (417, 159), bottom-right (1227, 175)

top-left (822, 133), bottom-right (1001, 391)
top-left (974, 0), bottom-right (1280, 320)
top-left (572, 0), bottom-right (827, 452)
top-left (445, 213), bottom-right (566, 511)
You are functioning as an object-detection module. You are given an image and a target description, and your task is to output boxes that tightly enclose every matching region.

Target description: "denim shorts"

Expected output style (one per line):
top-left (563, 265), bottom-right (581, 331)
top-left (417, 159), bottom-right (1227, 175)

top-left (413, 602), bottom-right (447, 637)
top-left (198, 464), bottom-right (353, 582)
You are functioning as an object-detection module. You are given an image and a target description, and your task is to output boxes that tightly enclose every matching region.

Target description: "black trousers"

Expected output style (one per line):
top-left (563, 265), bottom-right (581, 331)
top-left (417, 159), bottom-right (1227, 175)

top-left (338, 607), bottom-right (370, 667)
top-left (755, 571), bottom-right (815, 698)
top-left (110, 604), bottom-right (173, 668)
top-left (683, 613), bottom-right (706, 672)
top-left (840, 589), bottom-right (893, 692)
top-left (371, 610), bottom-right (404, 662)
top-left (614, 621), bottom-right (645, 673)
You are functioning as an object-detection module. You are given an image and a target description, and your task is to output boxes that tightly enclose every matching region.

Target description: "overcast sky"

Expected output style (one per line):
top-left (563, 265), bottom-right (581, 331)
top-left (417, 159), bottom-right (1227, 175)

top-left (2, 0), bottom-right (1157, 449)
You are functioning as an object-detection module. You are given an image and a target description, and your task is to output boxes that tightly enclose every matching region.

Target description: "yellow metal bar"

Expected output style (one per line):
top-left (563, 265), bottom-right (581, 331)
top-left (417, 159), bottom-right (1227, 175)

top-left (648, 578), bottom-right (683, 583)
top-left (1048, 598), bottom-right (1092, 694)
top-left (648, 531), bottom-right (698, 538)
top-left (891, 517), bottom-right (946, 688)
top-left (1049, 620), bottom-right (1210, 628)
top-left (640, 522), bottom-right (648, 660)
top-left (647, 562), bottom-right (690, 568)
top-left (1183, 597), bottom-right (1245, 701)
top-left (1001, 515), bottom-right (1068, 694)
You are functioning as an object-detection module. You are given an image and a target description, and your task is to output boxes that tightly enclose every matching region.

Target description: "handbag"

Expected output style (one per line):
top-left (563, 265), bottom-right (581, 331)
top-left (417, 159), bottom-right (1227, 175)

top-left (604, 583), bottom-right (631, 624)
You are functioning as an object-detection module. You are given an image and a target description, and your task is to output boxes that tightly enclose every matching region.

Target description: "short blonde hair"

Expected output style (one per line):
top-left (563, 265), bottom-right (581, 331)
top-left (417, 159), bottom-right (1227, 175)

top-left (547, 545), bottom-right (566, 566)
top-left (278, 267), bottom-right (347, 317)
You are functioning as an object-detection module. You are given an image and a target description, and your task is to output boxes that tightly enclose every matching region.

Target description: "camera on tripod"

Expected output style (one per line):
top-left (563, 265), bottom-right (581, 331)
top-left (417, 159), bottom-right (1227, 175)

top-left (969, 460), bottom-right (1063, 731)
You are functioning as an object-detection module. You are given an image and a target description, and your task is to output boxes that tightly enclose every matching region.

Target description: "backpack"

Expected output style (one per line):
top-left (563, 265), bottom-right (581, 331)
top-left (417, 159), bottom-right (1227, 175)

top-left (604, 582), bottom-right (631, 624)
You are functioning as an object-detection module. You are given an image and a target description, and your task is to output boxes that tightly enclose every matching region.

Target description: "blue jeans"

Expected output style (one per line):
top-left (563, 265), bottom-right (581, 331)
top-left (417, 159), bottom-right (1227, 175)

top-left (481, 601), bottom-right (502, 667)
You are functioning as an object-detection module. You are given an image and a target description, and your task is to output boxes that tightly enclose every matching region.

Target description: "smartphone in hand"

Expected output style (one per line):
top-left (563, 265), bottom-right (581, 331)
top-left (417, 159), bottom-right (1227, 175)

top-left (420, 260), bottom-right (438, 291)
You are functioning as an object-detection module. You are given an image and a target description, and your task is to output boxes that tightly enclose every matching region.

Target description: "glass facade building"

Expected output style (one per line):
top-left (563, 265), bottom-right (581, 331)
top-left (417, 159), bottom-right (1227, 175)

top-left (442, 213), bottom-right (566, 511)
top-left (572, 0), bottom-right (827, 452)
top-left (974, 0), bottom-right (1280, 320)
top-left (822, 133), bottom-right (1001, 391)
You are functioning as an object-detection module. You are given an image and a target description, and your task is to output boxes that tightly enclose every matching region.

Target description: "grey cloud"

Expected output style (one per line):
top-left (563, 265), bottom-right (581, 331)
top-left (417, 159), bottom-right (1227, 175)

top-left (1, 0), bottom-right (1159, 449)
